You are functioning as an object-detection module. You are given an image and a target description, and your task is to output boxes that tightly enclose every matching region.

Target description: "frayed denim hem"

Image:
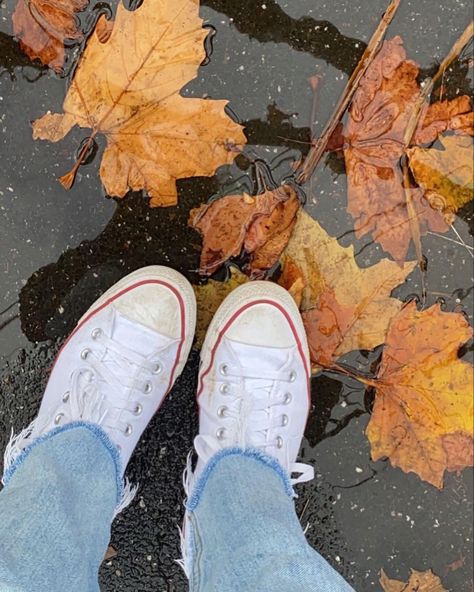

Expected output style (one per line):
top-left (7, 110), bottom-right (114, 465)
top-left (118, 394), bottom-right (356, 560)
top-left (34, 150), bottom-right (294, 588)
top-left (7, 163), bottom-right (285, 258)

top-left (2, 421), bottom-right (124, 506)
top-left (186, 447), bottom-right (293, 512)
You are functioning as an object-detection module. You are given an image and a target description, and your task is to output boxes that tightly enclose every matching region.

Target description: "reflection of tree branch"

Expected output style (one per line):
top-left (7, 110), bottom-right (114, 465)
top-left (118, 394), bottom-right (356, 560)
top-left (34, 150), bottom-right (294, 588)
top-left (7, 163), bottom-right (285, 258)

top-left (202, 0), bottom-right (365, 75)
top-left (244, 103), bottom-right (310, 149)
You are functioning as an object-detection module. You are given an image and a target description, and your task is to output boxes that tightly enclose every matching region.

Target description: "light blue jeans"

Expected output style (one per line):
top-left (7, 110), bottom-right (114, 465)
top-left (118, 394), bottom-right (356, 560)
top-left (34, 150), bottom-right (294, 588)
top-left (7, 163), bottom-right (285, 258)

top-left (0, 422), bottom-right (355, 591)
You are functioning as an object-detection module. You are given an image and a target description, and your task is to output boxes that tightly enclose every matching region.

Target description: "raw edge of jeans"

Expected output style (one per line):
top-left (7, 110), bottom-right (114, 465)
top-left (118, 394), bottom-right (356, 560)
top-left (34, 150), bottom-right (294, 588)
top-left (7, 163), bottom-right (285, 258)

top-left (2, 421), bottom-right (124, 505)
top-left (186, 447), bottom-right (293, 512)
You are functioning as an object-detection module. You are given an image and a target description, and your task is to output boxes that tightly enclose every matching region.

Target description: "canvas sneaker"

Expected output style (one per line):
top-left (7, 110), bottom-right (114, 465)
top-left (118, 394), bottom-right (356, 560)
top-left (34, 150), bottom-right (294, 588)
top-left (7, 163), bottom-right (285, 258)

top-left (193, 280), bottom-right (314, 485)
top-left (11, 266), bottom-right (196, 472)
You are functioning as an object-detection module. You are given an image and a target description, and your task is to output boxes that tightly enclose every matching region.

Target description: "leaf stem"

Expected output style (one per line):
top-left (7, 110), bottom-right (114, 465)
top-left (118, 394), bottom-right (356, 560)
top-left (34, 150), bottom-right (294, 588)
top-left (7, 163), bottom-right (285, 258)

top-left (295, 0), bottom-right (402, 185)
top-left (318, 361), bottom-right (379, 389)
top-left (59, 134), bottom-right (96, 189)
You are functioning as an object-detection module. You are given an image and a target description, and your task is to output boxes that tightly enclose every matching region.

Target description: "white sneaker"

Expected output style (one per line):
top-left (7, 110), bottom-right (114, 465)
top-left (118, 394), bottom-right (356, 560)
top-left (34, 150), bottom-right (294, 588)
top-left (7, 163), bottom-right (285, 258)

top-left (193, 281), bottom-right (314, 486)
top-left (22, 266), bottom-right (196, 471)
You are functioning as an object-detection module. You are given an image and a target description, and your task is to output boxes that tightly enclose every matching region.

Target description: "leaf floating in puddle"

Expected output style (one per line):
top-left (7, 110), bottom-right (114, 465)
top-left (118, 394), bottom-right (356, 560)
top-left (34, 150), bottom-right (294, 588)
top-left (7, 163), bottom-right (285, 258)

top-left (367, 301), bottom-right (474, 489)
top-left (343, 36), bottom-right (456, 263)
top-left (380, 568), bottom-right (447, 592)
top-left (282, 210), bottom-right (416, 366)
top-left (189, 184), bottom-right (300, 277)
top-left (414, 95), bottom-right (474, 145)
top-left (32, 0), bottom-right (246, 206)
top-left (12, 0), bottom-right (88, 72)
top-left (408, 134), bottom-right (474, 224)
top-left (193, 267), bottom-right (249, 349)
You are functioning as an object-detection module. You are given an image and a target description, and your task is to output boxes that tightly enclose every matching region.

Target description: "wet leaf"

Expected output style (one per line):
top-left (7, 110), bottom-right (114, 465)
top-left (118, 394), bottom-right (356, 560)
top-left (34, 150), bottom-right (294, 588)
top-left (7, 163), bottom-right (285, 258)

top-left (32, 0), bottom-right (246, 205)
top-left (367, 301), bottom-right (474, 488)
top-left (380, 568), bottom-right (447, 592)
top-left (277, 256), bottom-right (305, 308)
top-left (408, 134), bottom-right (474, 224)
top-left (414, 95), bottom-right (474, 145)
top-left (343, 36), bottom-right (450, 262)
top-left (189, 185), bottom-right (300, 276)
top-left (283, 211), bottom-right (416, 366)
top-left (103, 545), bottom-right (117, 560)
top-left (193, 267), bottom-right (248, 349)
top-left (13, 0), bottom-right (88, 72)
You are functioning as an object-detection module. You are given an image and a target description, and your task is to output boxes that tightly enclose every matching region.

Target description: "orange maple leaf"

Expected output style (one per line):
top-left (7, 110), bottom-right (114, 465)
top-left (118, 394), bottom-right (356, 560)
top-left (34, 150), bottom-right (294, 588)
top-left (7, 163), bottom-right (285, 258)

top-left (342, 36), bottom-right (473, 262)
top-left (32, 0), bottom-right (246, 206)
top-left (282, 211), bottom-right (416, 366)
top-left (367, 301), bottom-right (474, 488)
top-left (189, 185), bottom-right (300, 277)
top-left (13, 0), bottom-right (88, 72)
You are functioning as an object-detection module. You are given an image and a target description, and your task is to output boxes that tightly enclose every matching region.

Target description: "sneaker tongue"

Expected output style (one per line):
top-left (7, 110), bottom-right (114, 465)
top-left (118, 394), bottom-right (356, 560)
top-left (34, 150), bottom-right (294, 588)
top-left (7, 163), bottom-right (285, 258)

top-left (97, 310), bottom-right (176, 390)
top-left (225, 337), bottom-right (293, 373)
top-left (111, 309), bottom-right (175, 356)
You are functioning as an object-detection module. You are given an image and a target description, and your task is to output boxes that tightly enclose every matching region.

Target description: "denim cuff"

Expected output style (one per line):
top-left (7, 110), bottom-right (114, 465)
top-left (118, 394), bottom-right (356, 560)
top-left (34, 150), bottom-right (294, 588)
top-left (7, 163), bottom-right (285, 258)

top-left (186, 447), bottom-right (293, 512)
top-left (2, 421), bottom-right (124, 507)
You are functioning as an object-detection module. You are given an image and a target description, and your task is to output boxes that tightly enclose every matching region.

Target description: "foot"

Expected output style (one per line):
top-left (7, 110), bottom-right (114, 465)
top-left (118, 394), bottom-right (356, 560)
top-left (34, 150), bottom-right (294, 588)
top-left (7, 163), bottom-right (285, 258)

top-left (194, 281), bottom-right (313, 485)
top-left (28, 266), bottom-right (196, 471)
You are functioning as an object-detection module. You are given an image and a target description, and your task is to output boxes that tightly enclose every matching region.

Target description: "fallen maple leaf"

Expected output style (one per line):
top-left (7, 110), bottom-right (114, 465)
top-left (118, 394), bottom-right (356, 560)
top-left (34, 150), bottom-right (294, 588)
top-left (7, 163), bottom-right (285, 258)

top-left (32, 0), bottom-right (246, 206)
top-left (414, 95), bottom-right (474, 145)
top-left (343, 36), bottom-right (458, 262)
top-left (13, 0), bottom-right (88, 72)
top-left (367, 301), bottom-right (474, 488)
top-left (380, 568), bottom-right (447, 592)
top-left (408, 134), bottom-right (474, 224)
top-left (189, 184), bottom-right (300, 276)
top-left (193, 267), bottom-right (248, 349)
top-left (282, 211), bottom-right (416, 366)
top-left (277, 256), bottom-right (305, 308)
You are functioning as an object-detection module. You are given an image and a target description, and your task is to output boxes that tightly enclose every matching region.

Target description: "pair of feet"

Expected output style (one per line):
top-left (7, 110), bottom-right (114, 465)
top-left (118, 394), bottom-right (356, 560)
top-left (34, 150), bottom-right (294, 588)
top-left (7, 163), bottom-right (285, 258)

top-left (25, 266), bottom-right (314, 488)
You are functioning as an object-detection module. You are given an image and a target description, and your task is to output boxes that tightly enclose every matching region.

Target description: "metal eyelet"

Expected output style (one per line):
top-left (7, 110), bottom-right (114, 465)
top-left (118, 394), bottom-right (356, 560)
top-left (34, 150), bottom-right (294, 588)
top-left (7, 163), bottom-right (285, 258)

top-left (124, 424), bottom-right (133, 436)
top-left (133, 403), bottom-right (143, 416)
top-left (216, 427), bottom-right (226, 440)
top-left (284, 392), bottom-right (292, 405)
top-left (80, 348), bottom-right (91, 360)
top-left (276, 436), bottom-right (284, 449)
top-left (143, 382), bottom-right (153, 394)
top-left (281, 414), bottom-right (289, 427)
top-left (152, 363), bottom-right (162, 374)
top-left (54, 412), bottom-right (64, 425)
top-left (217, 406), bottom-right (227, 418)
top-left (62, 391), bottom-right (70, 403)
top-left (91, 328), bottom-right (102, 340)
top-left (219, 383), bottom-right (230, 395)
top-left (219, 363), bottom-right (229, 376)
top-left (289, 370), bottom-right (297, 382)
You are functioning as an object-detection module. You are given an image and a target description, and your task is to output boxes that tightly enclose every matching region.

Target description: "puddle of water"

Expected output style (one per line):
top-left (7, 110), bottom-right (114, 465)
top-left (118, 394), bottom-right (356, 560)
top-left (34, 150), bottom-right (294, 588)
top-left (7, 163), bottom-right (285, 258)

top-left (0, 0), bottom-right (473, 590)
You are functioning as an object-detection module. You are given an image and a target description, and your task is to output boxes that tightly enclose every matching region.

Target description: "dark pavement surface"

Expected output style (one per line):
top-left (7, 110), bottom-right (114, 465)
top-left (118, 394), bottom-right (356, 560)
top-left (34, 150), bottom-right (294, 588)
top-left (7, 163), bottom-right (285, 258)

top-left (1, 0), bottom-right (473, 590)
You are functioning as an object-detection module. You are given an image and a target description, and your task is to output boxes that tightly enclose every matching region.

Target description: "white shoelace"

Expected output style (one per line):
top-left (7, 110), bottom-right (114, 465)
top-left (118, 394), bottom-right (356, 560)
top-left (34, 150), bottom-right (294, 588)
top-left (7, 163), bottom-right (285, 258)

top-left (52, 330), bottom-right (162, 436)
top-left (198, 362), bottom-right (314, 486)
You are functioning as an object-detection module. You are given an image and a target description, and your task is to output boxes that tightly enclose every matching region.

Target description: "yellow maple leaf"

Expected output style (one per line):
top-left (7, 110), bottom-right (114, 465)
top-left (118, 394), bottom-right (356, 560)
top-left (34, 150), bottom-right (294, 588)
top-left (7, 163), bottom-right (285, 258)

top-left (282, 210), bottom-right (416, 365)
top-left (193, 267), bottom-right (249, 349)
top-left (368, 301), bottom-right (474, 488)
top-left (408, 134), bottom-right (474, 224)
top-left (32, 0), bottom-right (246, 206)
